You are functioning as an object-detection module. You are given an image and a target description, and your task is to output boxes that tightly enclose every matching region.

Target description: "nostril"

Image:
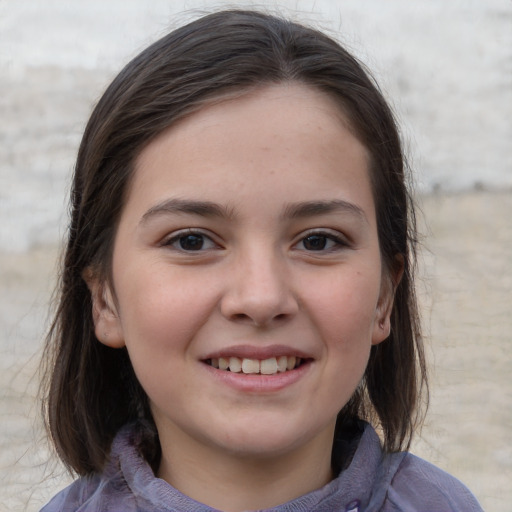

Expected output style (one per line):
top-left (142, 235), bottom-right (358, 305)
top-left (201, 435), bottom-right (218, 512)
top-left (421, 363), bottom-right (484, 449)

top-left (232, 313), bottom-right (249, 321)
top-left (228, 311), bottom-right (290, 327)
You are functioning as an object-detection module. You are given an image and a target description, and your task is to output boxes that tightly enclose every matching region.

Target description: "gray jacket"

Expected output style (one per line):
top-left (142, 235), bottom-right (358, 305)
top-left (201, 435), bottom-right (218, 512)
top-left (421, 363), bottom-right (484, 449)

top-left (41, 422), bottom-right (483, 511)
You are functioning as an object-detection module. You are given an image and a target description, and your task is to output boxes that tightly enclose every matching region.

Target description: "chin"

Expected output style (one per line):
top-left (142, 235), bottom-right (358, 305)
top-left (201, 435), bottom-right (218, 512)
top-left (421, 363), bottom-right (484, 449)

top-left (207, 417), bottom-right (331, 460)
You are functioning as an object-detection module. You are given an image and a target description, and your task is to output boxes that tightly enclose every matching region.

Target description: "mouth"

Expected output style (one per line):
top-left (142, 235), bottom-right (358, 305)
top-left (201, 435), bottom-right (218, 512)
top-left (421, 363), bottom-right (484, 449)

top-left (203, 356), bottom-right (309, 376)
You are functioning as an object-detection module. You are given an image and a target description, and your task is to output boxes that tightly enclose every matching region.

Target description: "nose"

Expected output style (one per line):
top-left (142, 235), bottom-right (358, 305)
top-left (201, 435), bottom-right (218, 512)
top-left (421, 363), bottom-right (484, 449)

top-left (220, 248), bottom-right (299, 327)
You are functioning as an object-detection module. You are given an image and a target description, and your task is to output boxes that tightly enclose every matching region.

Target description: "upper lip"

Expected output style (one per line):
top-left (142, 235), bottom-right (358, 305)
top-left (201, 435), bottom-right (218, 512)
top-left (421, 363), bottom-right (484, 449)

top-left (201, 344), bottom-right (314, 361)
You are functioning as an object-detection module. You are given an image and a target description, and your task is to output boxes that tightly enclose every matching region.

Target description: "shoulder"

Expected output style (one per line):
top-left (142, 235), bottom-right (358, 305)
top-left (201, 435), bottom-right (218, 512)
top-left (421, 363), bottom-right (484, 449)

top-left (329, 422), bottom-right (482, 512)
top-left (345, 423), bottom-right (483, 512)
top-left (40, 475), bottom-right (101, 512)
top-left (39, 422), bottom-right (201, 512)
top-left (39, 424), bottom-right (153, 511)
top-left (39, 468), bottom-right (140, 512)
top-left (381, 452), bottom-right (484, 512)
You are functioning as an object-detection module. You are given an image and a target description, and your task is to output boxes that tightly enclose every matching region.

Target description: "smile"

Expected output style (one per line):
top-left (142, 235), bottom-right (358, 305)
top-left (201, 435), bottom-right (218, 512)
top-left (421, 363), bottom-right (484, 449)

top-left (205, 356), bottom-right (304, 375)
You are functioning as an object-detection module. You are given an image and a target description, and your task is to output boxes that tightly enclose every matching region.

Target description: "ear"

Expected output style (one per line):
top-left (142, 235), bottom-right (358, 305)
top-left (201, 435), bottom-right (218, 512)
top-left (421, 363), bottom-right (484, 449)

top-left (83, 267), bottom-right (125, 348)
top-left (372, 256), bottom-right (404, 346)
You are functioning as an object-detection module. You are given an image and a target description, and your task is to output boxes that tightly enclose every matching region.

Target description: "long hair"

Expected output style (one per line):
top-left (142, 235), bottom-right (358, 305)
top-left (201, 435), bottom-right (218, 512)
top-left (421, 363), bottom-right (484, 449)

top-left (41, 9), bottom-right (427, 475)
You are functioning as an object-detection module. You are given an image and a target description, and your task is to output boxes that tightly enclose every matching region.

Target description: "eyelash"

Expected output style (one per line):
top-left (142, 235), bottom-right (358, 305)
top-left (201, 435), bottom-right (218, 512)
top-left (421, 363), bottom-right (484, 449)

top-left (162, 229), bottom-right (349, 253)
top-left (294, 230), bottom-right (349, 252)
top-left (162, 229), bottom-right (219, 252)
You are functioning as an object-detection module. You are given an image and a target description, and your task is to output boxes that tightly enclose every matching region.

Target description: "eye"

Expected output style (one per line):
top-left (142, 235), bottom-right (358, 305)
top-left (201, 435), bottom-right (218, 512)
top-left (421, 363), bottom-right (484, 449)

top-left (163, 230), bottom-right (218, 252)
top-left (295, 231), bottom-right (348, 252)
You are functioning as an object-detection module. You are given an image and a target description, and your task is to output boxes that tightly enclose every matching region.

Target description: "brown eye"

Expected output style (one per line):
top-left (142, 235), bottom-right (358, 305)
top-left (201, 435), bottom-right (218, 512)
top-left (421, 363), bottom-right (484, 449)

top-left (295, 231), bottom-right (348, 252)
top-left (179, 234), bottom-right (206, 251)
top-left (303, 235), bottom-right (328, 251)
top-left (164, 230), bottom-right (218, 252)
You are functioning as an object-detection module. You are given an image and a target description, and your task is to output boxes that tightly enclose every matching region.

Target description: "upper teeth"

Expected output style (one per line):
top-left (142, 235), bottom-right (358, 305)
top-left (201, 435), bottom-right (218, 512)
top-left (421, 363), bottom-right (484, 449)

top-left (209, 356), bottom-right (300, 375)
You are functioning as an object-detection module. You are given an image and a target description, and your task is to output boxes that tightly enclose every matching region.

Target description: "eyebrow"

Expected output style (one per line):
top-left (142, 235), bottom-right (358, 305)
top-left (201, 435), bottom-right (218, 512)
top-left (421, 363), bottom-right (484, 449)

top-left (282, 200), bottom-right (368, 223)
top-left (140, 199), bottom-right (234, 224)
top-left (140, 198), bottom-right (367, 225)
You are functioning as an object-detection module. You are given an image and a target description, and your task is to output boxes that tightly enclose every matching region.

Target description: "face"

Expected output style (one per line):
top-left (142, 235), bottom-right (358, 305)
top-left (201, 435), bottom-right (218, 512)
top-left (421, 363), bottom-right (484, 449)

top-left (89, 84), bottom-right (393, 466)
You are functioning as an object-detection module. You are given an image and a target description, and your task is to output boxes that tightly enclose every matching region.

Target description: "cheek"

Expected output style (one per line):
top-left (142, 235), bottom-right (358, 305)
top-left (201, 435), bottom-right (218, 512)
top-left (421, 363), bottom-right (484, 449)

top-left (306, 266), bottom-right (381, 348)
top-left (115, 268), bottom-right (217, 356)
top-left (114, 272), bottom-right (216, 401)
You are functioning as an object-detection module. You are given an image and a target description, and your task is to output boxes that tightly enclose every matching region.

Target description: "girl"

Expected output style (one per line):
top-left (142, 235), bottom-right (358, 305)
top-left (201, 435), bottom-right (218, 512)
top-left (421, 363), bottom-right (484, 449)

top-left (41, 10), bottom-right (482, 512)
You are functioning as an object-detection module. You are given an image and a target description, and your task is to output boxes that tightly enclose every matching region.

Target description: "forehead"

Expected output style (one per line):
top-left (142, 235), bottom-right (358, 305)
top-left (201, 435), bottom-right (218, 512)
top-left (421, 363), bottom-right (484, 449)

top-left (139, 83), bottom-right (360, 159)
top-left (125, 83), bottom-right (374, 223)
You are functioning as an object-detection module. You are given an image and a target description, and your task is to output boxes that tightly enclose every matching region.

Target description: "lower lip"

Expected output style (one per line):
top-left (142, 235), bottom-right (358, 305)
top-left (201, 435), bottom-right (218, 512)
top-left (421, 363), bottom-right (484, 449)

top-left (201, 361), bottom-right (312, 393)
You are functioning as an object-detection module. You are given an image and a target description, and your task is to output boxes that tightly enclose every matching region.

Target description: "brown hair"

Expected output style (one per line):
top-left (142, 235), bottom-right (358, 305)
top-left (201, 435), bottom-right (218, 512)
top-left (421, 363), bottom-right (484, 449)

top-left (41, 9), bottom-right (427, 475)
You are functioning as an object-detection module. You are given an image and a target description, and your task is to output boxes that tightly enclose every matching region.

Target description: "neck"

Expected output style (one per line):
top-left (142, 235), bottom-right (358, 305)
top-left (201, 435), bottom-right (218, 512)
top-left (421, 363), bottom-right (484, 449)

top-left (156, 424), bottom-right (335, 512)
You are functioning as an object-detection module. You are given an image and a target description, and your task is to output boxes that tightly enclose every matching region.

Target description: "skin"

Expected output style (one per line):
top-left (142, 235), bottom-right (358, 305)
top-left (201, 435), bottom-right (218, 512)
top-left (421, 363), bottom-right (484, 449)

top-left (87, 83), bottom-right (395, 511)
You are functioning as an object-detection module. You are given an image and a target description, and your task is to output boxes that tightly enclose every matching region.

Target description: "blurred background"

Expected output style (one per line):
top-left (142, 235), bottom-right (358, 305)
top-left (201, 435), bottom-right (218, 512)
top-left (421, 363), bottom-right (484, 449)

top-left (1, 1), bottom-right (511, 510)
